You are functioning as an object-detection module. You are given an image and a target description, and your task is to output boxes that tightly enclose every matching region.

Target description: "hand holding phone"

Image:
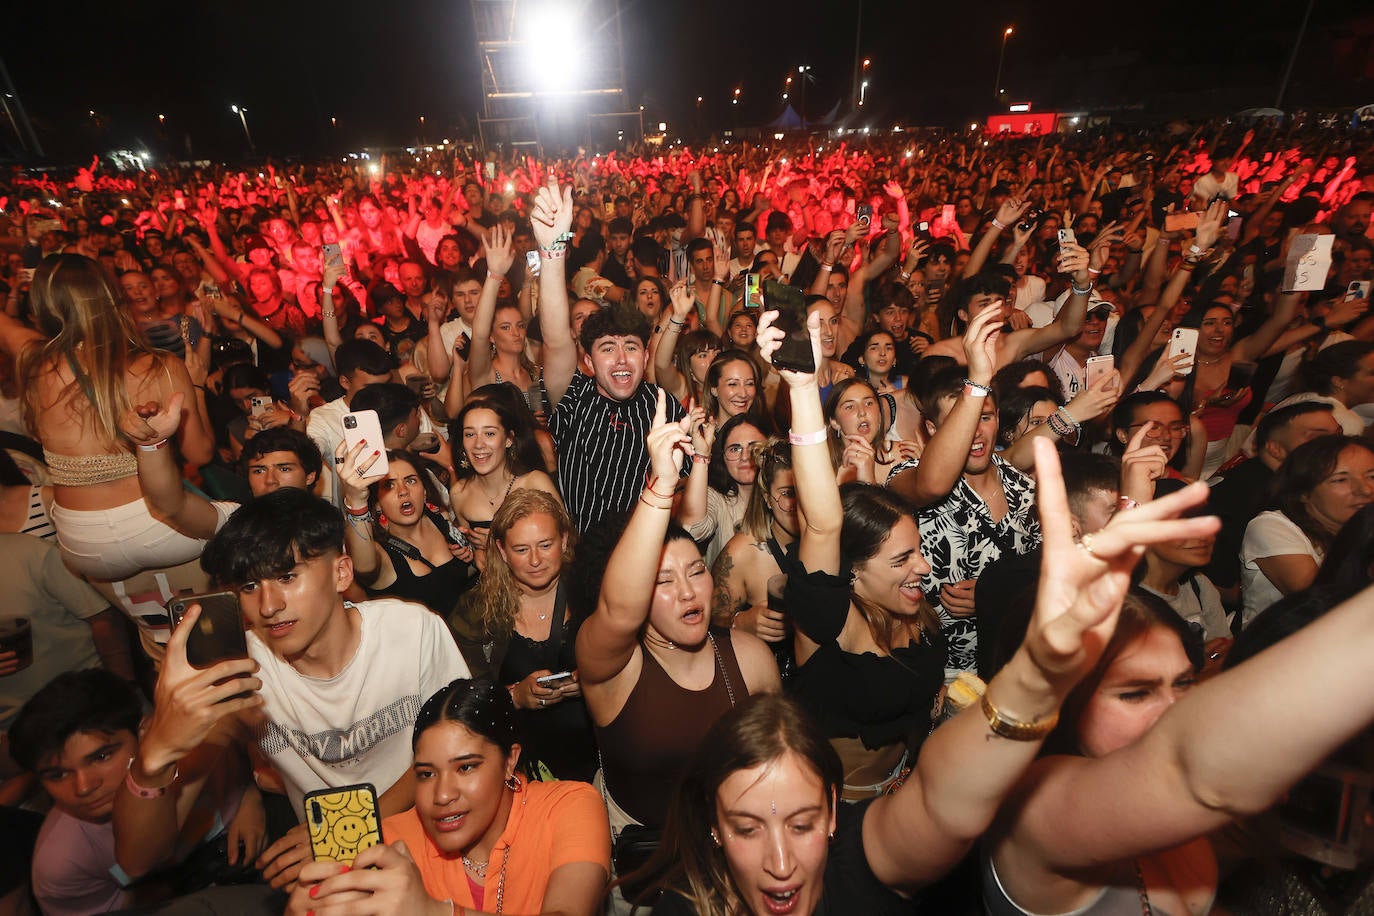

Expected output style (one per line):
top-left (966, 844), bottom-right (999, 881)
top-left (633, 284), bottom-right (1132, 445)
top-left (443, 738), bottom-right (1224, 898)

top-left (1167, 328), bottom-right (1199, 375)
top-left (168, 592), bottom-right (249, 669)
top-left (342, 411), bottom-right (389, 478)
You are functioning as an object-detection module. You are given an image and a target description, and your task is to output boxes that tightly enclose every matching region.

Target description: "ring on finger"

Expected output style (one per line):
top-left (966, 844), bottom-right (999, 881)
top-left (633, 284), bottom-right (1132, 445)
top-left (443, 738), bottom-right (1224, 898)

top-left (1077, 532), bottom-right (1100, 559)
top-left (537, 697), bottom-right (545, 707)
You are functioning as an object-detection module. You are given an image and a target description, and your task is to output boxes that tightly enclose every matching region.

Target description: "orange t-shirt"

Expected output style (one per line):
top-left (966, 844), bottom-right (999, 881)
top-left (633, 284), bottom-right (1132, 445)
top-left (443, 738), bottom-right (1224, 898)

top-left (382, 779), bottom-right (611, 912)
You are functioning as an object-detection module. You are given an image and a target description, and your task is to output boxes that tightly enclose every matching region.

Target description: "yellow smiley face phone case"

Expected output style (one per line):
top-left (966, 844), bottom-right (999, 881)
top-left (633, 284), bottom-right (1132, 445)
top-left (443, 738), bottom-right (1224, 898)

top-left (304, 783), bottom-right (383, 865)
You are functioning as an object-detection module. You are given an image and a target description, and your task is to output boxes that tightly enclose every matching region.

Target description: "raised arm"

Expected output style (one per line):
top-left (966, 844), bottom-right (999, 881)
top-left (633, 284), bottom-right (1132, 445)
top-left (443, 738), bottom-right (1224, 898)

top-left (966, 197), bottom-right (1030, 278)
top-left (530, 178), bottom-right (578, 405)
top-left (576, 392), bottom-right (692, 685)
top-left (756, 309), bottom-right (839, 576)
top-left (122, 393), bottom-right (223, 540)
top-left (652, 282), bottom-right (695, 399)
top-left (1004, 238), bottom-right (1096, 360)
top-left (334, 441), bottom-right (388, 586)
top-left (467, 225), bottom-right (515, 386)
top-left (888, 306), bottom-right (999, 508)
top-left (114, 605), bottom-right (262, 878)
top-left (864, 442), bottom-right (1220, 891)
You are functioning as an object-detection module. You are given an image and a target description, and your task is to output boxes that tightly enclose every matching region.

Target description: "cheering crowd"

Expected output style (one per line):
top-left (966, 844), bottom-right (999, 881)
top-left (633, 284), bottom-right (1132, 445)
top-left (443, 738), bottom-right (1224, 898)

top-left (0, 121), bottom-right (1372, 915)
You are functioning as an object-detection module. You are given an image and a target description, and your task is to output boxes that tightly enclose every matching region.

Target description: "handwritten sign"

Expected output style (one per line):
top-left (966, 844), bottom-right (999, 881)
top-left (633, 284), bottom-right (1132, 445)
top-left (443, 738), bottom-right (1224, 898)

top-left (1283, 234), bottom-right (1334, 292)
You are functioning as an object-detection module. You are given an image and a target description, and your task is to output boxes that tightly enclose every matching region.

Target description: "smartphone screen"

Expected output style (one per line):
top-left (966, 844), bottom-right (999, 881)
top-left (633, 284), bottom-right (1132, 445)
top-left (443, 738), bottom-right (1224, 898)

top-left (856, 204), bottom-right (873, 228)
top-left (305, 784), bottom-right (382, 865)
top-left (744, 273), bottom-right (763, 310)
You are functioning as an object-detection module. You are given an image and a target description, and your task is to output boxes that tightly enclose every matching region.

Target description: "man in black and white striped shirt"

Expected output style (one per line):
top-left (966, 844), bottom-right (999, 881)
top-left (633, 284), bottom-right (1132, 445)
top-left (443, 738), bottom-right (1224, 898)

top-left (531, 179), bottom-right (684, 531)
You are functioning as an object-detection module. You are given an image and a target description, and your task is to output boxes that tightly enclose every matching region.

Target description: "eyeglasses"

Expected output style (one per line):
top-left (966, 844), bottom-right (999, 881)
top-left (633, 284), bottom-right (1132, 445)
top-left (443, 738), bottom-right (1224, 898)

top-left (725, 440), bottom-right (765, 458)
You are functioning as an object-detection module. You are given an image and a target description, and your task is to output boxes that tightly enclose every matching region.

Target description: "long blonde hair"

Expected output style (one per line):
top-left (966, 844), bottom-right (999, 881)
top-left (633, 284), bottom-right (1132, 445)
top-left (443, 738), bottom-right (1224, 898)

top-left (471, 489), bottom-right (575, 639)
top-left (20, 254), bottom-right (162, 450)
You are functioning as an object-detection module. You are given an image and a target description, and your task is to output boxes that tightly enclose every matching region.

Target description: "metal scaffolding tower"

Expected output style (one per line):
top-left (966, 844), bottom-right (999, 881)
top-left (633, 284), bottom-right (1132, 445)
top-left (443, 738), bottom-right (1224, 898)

top-left (470, 0), bottom-right (637, 151)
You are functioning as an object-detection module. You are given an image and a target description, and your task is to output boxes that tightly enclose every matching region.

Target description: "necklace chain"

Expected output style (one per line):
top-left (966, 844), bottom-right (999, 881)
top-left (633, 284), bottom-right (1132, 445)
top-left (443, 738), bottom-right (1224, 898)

top-left (461, 854), bottom-right (488, 878)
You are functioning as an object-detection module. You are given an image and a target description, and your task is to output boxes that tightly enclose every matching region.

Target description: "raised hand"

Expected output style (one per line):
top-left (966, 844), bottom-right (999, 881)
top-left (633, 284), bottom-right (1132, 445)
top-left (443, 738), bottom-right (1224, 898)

top-left (961, 302), bottom-right (1003, 386)
top-left (529, 176), bottom-right (574, 250)
top-left (136, 605), bottom-right (263, 777)
top-left (1057, 241), bottom-right (1090, 285)
top-left (1193, 200), bottom-right (1229, 251)
top-left (485, 223), bottom-right (516, 278)
top-left (647, 389), bottom-right (692, 483)
top-left (334, 439), bottom-right (386, 507)
top-left (1140, 349), bottom-right (1194, 391)
top-left (668, 280), bottom-right (696, 321)
top-left (995, 196), bottom-right (1031, 229)
top-left (1021, 438), bottom-right (1219, 695)
top-left (756, 308), bottom-right (824, 389)
top-left (1063, 368), bottom-right (1121, 425)
top-left (121, 391), bottom-right (186, 446)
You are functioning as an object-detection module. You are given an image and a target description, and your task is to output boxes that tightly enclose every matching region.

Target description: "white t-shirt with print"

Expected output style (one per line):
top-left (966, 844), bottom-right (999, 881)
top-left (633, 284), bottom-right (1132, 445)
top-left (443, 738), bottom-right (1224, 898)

top-left (250, 597), bottom-right (469, 814)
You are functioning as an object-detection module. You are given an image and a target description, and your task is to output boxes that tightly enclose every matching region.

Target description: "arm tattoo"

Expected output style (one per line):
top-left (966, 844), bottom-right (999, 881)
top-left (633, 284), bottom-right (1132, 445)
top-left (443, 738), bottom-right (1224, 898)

top-left (711, 550), bottom-right (741, 624)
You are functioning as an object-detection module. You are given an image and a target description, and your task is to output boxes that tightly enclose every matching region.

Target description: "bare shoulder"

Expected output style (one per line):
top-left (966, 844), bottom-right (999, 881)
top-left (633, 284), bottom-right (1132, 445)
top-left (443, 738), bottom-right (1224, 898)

top-left (729, 627), bottom-right (782, 693)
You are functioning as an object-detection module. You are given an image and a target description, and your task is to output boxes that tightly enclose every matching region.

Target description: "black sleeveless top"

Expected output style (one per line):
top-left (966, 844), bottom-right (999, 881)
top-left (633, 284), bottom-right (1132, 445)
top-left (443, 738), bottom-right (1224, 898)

top-left (365, 507), bottom-right (474, 615)
top-left (496, 581), bottom-right (598, 782)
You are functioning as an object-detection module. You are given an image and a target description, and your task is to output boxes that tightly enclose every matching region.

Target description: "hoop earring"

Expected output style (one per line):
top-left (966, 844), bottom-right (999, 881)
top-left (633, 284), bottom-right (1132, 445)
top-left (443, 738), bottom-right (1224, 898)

top-left (505, 774), bottom-right (521, 792)
top-left (376, 512), bottom-right (388, 528)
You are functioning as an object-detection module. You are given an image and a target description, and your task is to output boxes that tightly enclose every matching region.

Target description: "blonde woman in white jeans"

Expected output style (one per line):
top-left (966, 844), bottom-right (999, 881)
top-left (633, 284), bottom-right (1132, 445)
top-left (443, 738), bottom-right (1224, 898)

top-left (0, 255), bottom-right (220, 646)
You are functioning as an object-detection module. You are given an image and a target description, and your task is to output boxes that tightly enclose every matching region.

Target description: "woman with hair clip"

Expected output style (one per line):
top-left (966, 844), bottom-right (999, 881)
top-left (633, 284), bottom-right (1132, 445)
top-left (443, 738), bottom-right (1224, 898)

top-left (336, 445), bottom-right (475, 615)
top-left (823, 377), bottom-right (921, 486)
top-left (467, 226), bottom-right (546, 416)
top-left (288, 678), bottom-right (610, 916)
top-left (577, 395), bottom-right (781, 911)
top-left (0, 254), bottom-right (215, 582)
top-left (449, 395), bottom-right (561, 567)
top-left (629, 308), bottom-right (1221, 912)
top-left (454, 488), bottom-right (597, 782)
top-left (678, 413), bottom-right (768, 567)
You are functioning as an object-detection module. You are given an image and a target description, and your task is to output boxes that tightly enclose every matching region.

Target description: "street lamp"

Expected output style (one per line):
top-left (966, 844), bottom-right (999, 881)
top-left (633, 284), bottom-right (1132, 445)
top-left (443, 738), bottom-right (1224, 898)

top-left (994, 26), bottom-right (1014, 100)
top-left (231, 105), bottom-right (254, 152)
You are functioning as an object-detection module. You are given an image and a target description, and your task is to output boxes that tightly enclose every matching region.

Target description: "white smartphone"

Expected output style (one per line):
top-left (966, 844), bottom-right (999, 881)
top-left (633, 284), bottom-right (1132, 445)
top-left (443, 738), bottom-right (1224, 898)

top-left (1085, 354), bottom-right (1115, 390)
top-left (249, 395), bottom-right (272, 418)
top-left (342, 410), bottom-right (389, 477)
top-left (1347, 280), bottom-right (1372, 301)
top-left (1058, 227), bottom-right (1077, 248)
top-left (1167, 328), bottom-right (1199, 375)
top-left (536, 671), bottom-right (574, 688)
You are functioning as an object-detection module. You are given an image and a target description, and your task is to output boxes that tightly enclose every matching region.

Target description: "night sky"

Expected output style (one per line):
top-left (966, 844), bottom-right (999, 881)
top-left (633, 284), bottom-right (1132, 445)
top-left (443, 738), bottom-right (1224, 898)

top-left (1, 0), bottom-right (1370, 163)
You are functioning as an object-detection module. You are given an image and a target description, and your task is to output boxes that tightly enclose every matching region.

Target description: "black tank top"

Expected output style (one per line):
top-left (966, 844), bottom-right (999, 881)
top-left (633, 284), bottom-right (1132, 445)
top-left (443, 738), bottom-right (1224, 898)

top-left (365, 508), bottom-right (474, 615)
top-left (596, 627), bottom-right (744, 828)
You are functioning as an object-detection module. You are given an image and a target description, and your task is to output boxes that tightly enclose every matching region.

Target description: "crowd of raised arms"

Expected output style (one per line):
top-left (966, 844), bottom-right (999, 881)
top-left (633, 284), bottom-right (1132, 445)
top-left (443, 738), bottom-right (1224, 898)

top-left (0, 120), bottom-right (1372, 916)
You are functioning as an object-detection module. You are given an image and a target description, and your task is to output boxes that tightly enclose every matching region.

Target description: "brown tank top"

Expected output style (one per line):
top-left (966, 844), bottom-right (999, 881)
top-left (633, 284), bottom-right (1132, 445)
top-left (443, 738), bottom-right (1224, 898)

top-left (596, 627), bottom-right (744, 828)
